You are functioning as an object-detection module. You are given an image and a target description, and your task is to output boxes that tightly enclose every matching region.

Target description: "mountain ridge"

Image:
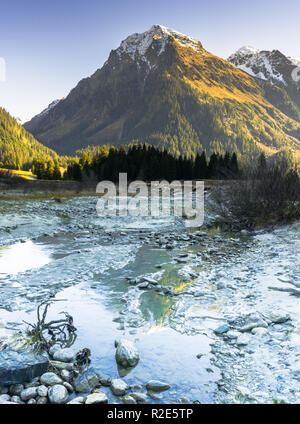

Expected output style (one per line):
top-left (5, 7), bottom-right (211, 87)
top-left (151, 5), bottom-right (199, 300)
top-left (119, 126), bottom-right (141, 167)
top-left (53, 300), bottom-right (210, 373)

top-left (24, 25), bottom-right (300, 162)
top-left (0, 107), bottom-right (59, 170)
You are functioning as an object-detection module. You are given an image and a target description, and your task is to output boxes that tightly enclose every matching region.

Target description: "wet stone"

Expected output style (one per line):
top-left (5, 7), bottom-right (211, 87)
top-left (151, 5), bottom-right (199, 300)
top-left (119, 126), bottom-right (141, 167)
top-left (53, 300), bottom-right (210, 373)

top-left (0, 350), bottom-right (49, 386)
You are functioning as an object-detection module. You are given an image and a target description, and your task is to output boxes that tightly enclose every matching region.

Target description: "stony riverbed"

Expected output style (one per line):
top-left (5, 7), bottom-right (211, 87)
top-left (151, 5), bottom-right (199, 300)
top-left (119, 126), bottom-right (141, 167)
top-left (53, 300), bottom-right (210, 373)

top-left (0, 195), bottom-right (299, 404)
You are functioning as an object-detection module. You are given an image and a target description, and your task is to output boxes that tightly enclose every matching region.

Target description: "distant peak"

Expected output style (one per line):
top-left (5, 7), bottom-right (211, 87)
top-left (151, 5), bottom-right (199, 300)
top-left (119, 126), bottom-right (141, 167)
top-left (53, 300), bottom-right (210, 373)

top-left (116, 25), bottom-right (203, 61)
top-left (235, 46), bottom-right (260, 56)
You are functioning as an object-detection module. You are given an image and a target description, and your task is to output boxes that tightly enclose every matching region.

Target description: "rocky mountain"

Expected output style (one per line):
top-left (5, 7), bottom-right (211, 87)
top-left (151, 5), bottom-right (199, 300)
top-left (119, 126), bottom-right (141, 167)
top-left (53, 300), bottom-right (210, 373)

top-left (0, 107), bottom-right (58, 169)
top-left (228, 46), bottom-right (300, 109)
top-left (24, 25), bottom-right (300, 162)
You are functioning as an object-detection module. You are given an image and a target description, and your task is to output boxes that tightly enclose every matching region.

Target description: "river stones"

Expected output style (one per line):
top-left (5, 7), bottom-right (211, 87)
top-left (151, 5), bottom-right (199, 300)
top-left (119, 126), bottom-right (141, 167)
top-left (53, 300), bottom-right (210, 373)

top-left (239, 320), bottom-right (268, 332)
top-left (122, 395), bottom-right (137, 404)
top-left (74, 368), bottom-right (99, 393)
top-left (85, 392), bottom-right (108, 404)
top-left (9, 384), bottom-right (24, 395)
top-left (20, 387), bottom-right (38, 401)
top-left (115, 339), bottom-right (140, 368)
top-left (262, 312), bottom-right (291, 324)
top-left (48, 384), bottom-right (68, 404)
top-left (67, 396), bottom-right (85, 404)
top-left (0, 350), bottom-right (49, 386)
top-left (52, 348), bottom-right (74, 363)
top-left (110, 379), bottom-right (128, 396)
top-left (131, 392), bottom-right (148, 403)
top-left (40, 372), bottom-right (63, 386)
top-left (214, 324), bottom-right (230, 335)
top-left (146, 380), bottom-right (171, 392)
top-left (37, 385), bottom-right (48, 397)
top-left (0, 394), bottom-right (11, 403)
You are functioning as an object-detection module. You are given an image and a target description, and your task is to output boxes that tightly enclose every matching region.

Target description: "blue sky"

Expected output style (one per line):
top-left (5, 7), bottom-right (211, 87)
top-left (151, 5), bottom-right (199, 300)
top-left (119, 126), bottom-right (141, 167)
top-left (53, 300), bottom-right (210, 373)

top-left (1, 0), bottom-right (299, 122)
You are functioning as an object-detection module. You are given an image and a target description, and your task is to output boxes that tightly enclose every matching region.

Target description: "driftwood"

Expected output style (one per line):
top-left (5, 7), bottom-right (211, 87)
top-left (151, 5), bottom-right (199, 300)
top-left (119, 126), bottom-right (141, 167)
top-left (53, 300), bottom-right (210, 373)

top-left (23, 300), bottom-right (77, 353)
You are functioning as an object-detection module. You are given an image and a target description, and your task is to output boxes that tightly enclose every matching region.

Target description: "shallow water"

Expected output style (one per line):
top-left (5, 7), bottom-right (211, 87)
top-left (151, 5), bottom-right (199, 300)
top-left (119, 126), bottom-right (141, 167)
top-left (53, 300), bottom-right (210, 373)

top-left (0, 196), bottom-right (299, 404)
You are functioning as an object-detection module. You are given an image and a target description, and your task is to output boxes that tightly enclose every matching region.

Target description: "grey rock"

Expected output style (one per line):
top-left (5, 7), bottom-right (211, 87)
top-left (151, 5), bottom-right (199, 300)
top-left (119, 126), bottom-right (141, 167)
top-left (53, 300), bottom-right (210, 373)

top-left (20, 387), bottom-right (38, 401)
top-left (85, 392), bottom-right (108, 404)
top-left (27, 398), bottom-right (36, 404)
top-left (49, 361), bottom-right (74, 371)
top-left (262, 312), bottom-right (291, 324)
top-left (74, 368), bottom-right (99, 393)
top-left (214, 324), bottom-right (230, 335)
top-left (9, 384), bottom-right (24, 395)
top-left (40, 372), bottom-right (63, 386)
top-left (49, 344), bottom-right (61, 356)
top-left (122, 395), bottom-right (137, 404)
top-left (131, 392), bottom-right (148, 403)
top-left (240, 321), bottom-right (268, 332)
top-left (10, 395), bottom-right (23, 404)
top-left (52, 348), bottom-right (74, 363)
top-left (146, 380), bottom-right (171, 392)
top-left (63, 382), bottom-right (74, 393)
top-left (37, 397), bottom-right (48, 404)
top-left (24, 376), bottom-right (40, 388)
top-left (0, 350), bottom-right (49, 386)
top-left (0, 394), bottom-right (10, 402)
top-left (37, 385), bottom-right (48, 397)
top-left (97, 373), bottom-right (111, 386)
top-left (110, 378), bottom-right (128, 396)
top-left (48, 384), bottom-right (68, 404)
top-left (148, 390), bottom-right (163, 400)
top-left (115, 339), bottom-right (140, 368)
top-left (67, 396), bottom-right (85, 404)
top-left (61, 369), bottom-right (71, 382)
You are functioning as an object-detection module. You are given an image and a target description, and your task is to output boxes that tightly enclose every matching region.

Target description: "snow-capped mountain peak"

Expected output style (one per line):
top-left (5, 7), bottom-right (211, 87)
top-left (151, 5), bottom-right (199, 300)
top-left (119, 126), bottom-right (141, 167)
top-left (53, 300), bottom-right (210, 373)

top-left (235, 46), bottom-right (260, 56)
top-left (116, 24), bottom-right (203, 61)
top-left (228, 46), bottom-right (300, 88)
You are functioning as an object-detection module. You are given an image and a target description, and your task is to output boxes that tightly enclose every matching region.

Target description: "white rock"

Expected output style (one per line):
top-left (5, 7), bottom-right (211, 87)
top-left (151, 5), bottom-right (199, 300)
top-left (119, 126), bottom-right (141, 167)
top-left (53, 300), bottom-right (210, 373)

top-left (115, 338), bottom-right (140, 368)
top-left (40, 372), bottom-right (63, 386)
top-left (48, 384), bottom-right (68, 404)
top-left (37, 385), bottom-right (48, 397)
top-left (53, 348), bottom-right (74, 363)
top-left (20, 387), bottom-right (38, 401)
top-left (85, 392), bottom-right (108, 404)
top-left (67, 396), bottom-right (85, 404)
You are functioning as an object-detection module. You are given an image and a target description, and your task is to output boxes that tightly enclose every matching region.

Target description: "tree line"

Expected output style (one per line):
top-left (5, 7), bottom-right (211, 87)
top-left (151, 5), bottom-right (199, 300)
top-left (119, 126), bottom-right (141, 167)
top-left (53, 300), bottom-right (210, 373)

top-left (58, 144), bottom-right (240, 182)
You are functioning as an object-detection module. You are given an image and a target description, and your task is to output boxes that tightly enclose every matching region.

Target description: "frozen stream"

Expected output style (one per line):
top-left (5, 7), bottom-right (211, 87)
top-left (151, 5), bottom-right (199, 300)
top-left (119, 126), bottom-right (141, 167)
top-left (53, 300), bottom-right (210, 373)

top-left (0, 196), bottom-right (299, 404)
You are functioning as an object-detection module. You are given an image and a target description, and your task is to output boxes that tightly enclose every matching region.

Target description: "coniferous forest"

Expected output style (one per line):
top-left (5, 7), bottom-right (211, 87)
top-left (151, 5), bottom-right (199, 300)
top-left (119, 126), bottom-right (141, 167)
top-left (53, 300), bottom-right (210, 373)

top-left (49, 144), bottom-right (240, 182)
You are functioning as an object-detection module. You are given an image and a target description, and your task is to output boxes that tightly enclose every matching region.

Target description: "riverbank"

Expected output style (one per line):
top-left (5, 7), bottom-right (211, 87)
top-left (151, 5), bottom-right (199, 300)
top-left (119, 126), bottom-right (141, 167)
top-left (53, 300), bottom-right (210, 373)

top-left (0, 195), bottom-right (299, 404)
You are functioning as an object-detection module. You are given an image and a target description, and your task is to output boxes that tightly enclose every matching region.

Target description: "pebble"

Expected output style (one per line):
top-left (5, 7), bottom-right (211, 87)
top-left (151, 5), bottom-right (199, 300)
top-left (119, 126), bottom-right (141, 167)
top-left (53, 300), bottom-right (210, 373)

top-left (146, 380), bottom-right (171, 392)
top-left (48, 384), bottom-right (69, 404)
top-left (40, 372), bottom-right (63, 386)
top-left (110, 379), bottom-right (128, 396)
top-left (85, 392), bottom-right (108, 404)
top-left (20, 387), bottom-right (38, 401)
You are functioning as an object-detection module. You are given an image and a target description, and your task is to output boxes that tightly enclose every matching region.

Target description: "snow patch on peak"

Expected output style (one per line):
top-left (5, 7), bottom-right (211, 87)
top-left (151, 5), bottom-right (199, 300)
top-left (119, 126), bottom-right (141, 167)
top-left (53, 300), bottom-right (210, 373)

top-left (116, 24), bottom-right (202, 62)
top-left (36, 99), bottom-right (61, 119)
top-left (236, 46), bottom-right (260, 56)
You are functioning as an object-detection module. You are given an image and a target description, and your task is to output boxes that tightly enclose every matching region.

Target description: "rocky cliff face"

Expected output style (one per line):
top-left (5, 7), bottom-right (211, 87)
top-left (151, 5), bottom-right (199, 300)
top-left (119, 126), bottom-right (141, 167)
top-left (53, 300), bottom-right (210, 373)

top-left (228, 46), bottom-right (300, 109)
top-left (24, 26), bottom-right (300, 161)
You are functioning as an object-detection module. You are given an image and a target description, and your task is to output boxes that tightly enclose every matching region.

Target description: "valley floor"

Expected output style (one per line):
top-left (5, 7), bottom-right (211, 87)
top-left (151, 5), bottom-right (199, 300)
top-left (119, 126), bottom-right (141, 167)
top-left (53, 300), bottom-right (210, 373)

top-left (0, 195), bottom-right (299, 403)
